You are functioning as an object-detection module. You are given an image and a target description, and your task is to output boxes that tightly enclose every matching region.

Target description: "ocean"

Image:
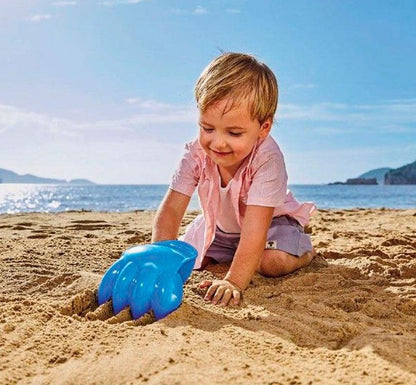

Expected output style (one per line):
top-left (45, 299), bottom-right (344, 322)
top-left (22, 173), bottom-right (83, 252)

top-left (0, 184), bottom-right (415, 214)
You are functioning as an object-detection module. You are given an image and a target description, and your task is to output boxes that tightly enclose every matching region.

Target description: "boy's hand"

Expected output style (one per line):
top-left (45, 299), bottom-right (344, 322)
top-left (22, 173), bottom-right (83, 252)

top-left (199, 279), bottom-right (242, 307)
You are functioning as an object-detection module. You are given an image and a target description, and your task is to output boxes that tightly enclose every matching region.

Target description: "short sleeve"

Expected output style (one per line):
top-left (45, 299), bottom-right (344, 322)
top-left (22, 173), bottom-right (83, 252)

top-left (246, 151), bottom-right (288, 207)
top-left (169, 140), bottom-right (202, 197)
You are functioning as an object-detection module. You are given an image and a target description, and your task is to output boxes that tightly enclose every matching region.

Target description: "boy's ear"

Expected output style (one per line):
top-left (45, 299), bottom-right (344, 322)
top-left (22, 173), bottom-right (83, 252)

top-left (259, 119), bottom-right (272, 138)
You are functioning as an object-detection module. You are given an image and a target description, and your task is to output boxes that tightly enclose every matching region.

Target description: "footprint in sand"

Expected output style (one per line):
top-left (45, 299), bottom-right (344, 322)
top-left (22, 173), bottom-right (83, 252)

top-left (12, 225), bottom-right (31, 230)
top-left (127, 234), bottom-right (149, 244)
top-left (27, 232), bottom-right (51, 239)
top-left (118, 229), bottom-right (151, 243)
top-left (16, 222), bottom-right (34, 226)
top-left (67, 223), bottom-right (113, 231)
top-left (381, 237), bottom-right (416, 248)
top-left (71, 220), bottom-right (108, 224)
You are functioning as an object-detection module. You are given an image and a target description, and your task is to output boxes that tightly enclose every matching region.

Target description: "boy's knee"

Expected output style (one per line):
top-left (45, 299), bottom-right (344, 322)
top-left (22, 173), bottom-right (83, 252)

top-left (258, 251), bottom-right (292, 277)
top-left (258, 250), bottom-right (314, 278)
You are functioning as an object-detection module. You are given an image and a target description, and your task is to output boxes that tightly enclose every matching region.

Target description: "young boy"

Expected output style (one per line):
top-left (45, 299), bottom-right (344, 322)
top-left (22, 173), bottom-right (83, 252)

top-left (152, 52), bottom-right (316, 307)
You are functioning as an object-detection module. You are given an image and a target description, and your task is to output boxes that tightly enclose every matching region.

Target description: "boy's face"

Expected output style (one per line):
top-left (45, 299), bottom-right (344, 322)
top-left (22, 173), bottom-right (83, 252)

top-left (198, 97), bottom-right (271, 177)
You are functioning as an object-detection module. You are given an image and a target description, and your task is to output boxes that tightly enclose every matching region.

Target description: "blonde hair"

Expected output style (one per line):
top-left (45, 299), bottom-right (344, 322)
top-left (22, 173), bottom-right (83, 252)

top-left (194, 52), bottom-right (278, 124)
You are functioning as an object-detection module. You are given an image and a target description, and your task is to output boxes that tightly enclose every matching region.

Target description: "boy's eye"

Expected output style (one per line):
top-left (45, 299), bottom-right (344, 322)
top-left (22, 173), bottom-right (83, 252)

top-left (201, 126), bottom-right (213, 133)
top-left (229, 132), bottom-right (243, 137)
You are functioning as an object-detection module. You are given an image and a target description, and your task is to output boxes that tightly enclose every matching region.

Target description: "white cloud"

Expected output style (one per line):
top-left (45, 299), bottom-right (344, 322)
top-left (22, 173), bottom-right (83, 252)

top-left (193, 6), bottom-right (208, 15)
top-left (52, 1), bottom-right (77, 6)
top-left (279, 102), bottom-right (348, 121)
top-left (0, 99), bottom-right (197, 138)
top-left (2, 98), bottom-right (414, 141)
top-left (100, 0), bottom-right (152, 6)
top-left (0, 104), bottom-right (77, 137)
top-left (125, 97), bottom-right (174, 110)
top-left (170, 6), bottom-right (210, 16)
top-left (3, 99), bottom-right (414, 138)
top-left (278, 100), bottom-right (416, 133)
top-left (1, 98), bottom-right (414, 184)
top-left (28, 14), bottom-right (53, 22)
top-left (0, 100), bottom-right (197, 183)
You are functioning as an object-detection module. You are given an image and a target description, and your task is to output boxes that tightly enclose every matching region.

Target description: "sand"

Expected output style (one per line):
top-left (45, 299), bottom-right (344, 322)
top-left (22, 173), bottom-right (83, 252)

top-left (1, 208), bottom-right (416, 385)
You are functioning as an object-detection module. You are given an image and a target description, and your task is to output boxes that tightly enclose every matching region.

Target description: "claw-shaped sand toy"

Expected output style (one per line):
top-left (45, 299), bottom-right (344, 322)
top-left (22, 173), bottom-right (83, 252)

top-left (98, 240), bottom-right (197, 320)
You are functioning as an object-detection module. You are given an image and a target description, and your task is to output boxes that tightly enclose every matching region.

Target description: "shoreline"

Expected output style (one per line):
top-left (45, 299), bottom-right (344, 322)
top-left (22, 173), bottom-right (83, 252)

top-left (1, 208), bottom-right (416, 384)
top-left (2, 184), bottom-right (416, 215)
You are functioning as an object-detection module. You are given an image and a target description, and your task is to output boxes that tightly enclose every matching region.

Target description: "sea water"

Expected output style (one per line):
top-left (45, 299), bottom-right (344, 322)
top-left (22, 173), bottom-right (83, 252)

top-left (0, 184), bottom-right (415, 214)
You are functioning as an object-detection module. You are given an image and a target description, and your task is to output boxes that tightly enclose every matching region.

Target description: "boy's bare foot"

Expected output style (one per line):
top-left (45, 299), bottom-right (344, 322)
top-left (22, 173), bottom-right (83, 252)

top-left (310, 253), bottom-right (329, 268)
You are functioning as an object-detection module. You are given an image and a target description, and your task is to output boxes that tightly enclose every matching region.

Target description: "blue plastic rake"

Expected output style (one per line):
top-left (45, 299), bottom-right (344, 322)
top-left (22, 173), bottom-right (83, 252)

top-left (97, 240), bottom-right (197, 320)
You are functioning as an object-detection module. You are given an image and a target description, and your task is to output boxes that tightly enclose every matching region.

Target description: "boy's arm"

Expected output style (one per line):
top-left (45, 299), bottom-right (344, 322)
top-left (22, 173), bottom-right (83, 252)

top-left (201, 205), bottom-right (274, 305)
top-left (225, 205), bottom-right (274, 289)
top-left (152, 189), bottom-right (191, 242)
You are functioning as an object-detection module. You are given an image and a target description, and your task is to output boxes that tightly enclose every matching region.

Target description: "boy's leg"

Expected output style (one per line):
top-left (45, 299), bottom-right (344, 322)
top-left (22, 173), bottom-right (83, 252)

top-left (203, 227), bottom-right (240, 267)
top-left (199, 256), bottom-right (217, 270)
top-left (257, 248), bottom-right (315, 277)
top-left (257, 215), bottom-right (315, 277)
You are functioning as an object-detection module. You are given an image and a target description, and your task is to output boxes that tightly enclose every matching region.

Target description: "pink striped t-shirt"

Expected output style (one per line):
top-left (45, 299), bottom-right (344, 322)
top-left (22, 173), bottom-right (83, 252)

top-left (170, 135), bottom-right (316, 269)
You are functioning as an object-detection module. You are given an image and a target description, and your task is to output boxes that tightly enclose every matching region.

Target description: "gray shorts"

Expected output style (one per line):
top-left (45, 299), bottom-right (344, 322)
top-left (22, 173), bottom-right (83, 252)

top-left (205, 215), bottom-right (313, 264)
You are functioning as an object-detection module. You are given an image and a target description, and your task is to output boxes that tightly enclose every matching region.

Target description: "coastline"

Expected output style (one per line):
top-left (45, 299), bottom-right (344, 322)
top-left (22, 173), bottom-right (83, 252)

top-left (1, 208), bottom-right (416, 384)
top-left (2, 184), bottom-right (416, 215)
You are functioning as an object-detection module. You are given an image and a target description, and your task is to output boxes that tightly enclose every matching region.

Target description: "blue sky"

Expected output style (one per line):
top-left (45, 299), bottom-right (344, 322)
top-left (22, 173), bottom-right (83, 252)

top-left (1, 0), bottom-right (415, 184)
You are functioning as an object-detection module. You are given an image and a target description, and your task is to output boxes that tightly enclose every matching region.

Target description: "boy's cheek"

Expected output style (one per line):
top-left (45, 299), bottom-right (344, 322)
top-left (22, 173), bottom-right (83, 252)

top-left (198, 136), bottom-right (210, 154)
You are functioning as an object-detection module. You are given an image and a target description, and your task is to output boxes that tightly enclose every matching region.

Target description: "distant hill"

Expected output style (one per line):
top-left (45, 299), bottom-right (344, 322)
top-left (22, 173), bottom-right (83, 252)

top-left (358, 168), bottom-right (392, 185)
top-left (0, 168), bottom-right (95, 185)
top-left (330, 162), bottom-right (416, 185)
top-left (385, 160), bottom-right (416, 185)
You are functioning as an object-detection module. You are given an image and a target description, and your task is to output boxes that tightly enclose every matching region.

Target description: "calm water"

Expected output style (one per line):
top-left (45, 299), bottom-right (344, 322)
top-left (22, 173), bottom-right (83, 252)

top-left (0, 184), bottom-right (415, 214)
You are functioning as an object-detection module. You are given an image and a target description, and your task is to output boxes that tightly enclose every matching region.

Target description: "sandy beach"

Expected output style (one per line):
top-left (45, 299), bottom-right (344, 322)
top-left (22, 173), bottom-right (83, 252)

top-left (1, 208), bottom-right (416, 385)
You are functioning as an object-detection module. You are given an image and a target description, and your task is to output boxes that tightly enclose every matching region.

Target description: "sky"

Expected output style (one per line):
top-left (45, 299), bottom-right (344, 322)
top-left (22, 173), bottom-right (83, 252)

top-left (1, 0), bottom-right (415, 184)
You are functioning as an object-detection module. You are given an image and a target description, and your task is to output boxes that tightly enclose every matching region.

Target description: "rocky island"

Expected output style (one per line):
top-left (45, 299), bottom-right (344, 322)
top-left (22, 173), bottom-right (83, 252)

top-left (385, 160), bottom-right (416, 184)
top-left (329, 178), bottom-right (378, 185)
top-left (330, 161), bottom-right (416, 185)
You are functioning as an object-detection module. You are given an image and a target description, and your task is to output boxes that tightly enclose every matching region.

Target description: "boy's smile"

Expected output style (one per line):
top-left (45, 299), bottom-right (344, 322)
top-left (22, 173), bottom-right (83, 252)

top-left (211, 149), bottom-right (233, 157)
top-left (198, 97), bottom-right (271, 180)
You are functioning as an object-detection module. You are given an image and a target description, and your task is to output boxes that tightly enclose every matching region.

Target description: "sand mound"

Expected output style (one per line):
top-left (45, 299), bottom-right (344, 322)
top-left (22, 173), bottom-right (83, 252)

top-left (1, 209), bottom-right (416, 384)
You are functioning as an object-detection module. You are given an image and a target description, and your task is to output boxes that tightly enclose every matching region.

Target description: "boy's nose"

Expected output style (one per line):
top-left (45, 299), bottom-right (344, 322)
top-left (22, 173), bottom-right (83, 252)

top-left (212, 135), bottom-right (228, 150)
